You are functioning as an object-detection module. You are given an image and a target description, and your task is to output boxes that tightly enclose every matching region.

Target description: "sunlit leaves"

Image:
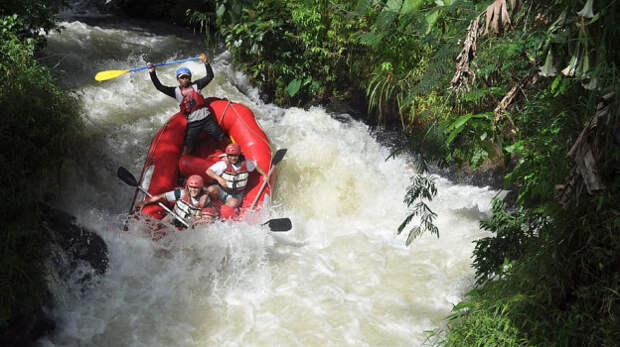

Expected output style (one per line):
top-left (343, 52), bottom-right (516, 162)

top-left (401, 0), bottom-right (426, 15)
top-left (444, 112), bottom-right (493, 145)
top-left (287, 79), bottom-right (302, 96)
top-left (424, 10), bottom-right (439, 34)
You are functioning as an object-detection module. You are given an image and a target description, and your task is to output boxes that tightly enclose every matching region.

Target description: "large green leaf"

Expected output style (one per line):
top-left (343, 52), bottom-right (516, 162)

top-left (446, 115), bottom-right (473, 144)
top-left (359, 31), bottom-right (385, 47)
top-left (425, 9), bottom-right (439, 34)
top-left (435, 0), bottom-right (455, 6)
top-left (445, 112), bottom-right (493, 144)
top-left (216, 4), bottom-right (226, 18)
top-left (375, 8), bottom-right (399, 30)
top-left (446, 113), bottom-right (474, 131)
top-left (386, 0), bottom-right (404, 12)
top-left (401, 0), bottom-right (426, 15)
top-left (287, 79), bottom-right (302, 97)
top-left (354, 0), bottom-right (373, 15)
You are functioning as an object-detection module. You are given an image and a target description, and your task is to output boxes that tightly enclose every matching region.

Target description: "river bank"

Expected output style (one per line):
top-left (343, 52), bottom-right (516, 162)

top-left (4, 0), bottom-right (618, 345)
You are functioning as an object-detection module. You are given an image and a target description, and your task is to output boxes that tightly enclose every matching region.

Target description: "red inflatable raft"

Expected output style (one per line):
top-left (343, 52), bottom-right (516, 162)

top-left (131, 97), bottom-right (275, 220)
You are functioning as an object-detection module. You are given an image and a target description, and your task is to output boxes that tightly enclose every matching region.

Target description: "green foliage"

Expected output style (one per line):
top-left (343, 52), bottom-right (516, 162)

top-left (182, 1), bottom-right (620, 343)
top-left (190, 0), bottom-right (369, 105)
top-left (430, 1), bottom-right (620, 346)
top-left (436, 288), bottom-right (530, 347)
top-left (0, 14), bottom-right (81, 329)
top-left (0, 0), bottom-right (69, 37)
top-left (441, 191), bottom-right (620, 347)
top-left (472, 199), bottom-right (544, 284)
top-left (398, 174), bottom-right (439, 245)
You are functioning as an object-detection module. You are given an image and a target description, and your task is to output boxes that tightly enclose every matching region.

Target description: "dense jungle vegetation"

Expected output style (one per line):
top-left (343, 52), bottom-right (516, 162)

top-left (1, 0), bottom-right (617, 346)
top-left (181, 0), bottom-right (618, 345)
top-left (0, 0), bottom-right (81, 338)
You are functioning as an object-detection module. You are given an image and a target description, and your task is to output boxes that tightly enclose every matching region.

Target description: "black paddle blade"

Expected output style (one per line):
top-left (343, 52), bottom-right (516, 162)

top-left (117, 167), bottom-right (139, 187)
top-left (271, 148), bottom-right (287, 166)
top-left (263, 218), bottom-right (292, 232)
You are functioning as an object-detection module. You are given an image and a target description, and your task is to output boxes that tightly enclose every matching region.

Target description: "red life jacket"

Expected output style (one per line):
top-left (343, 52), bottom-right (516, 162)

top-left (179, 86), bottom-right (207, 115)
top-left (172, 188), bottom-right (210, 223)
top-left (221, 160), bottom-right (249, 193)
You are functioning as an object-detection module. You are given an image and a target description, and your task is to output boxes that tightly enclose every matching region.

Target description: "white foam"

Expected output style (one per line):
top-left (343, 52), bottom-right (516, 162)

top-left (42, 19), bottom-right (496, 346)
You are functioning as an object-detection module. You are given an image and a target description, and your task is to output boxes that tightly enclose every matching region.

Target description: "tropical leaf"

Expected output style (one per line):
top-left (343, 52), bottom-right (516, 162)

top-left (375, 8), bottom-right (399, 30)
top-left (425, 10), bottom-right (439, 34)
top-left (216, 4), bottom-right (226, 18)
top-left (359, 31), bottom-right (385, 47)
top-left (386, 0), bottom-right (403, 12)
top-left (354, 0), bottom-right (373, 15)
top-left (287, 79), bottom-right (302, 96)
top-left (400, 0), bottom-right (425, 15)
top-left (446, 113), bottom-right (474, 132)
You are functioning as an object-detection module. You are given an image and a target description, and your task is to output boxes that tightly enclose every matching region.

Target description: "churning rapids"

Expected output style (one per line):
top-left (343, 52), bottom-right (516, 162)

top-left (39, 10), bottom-right (497, 347)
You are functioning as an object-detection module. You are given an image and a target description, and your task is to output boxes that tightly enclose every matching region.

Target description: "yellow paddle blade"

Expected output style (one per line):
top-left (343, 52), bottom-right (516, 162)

top-left (95, 69), bottom-right (129, 81)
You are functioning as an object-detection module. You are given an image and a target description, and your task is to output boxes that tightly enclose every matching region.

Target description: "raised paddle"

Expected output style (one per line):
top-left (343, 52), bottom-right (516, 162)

top-left (117, 167), bottom-right (190, 228)
top-left (250, 148), bottom-right (287, 210)
top-left (95, 56), bottom-right (201, 81)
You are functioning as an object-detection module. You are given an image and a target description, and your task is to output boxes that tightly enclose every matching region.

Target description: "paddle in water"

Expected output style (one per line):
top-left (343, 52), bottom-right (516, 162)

top-left (263, 218), bottom-right (292, 232)
top-left (117, 166), bottom-right (190, 228)
top-left (95, 56), bottom-right (200, 81)
top-left (250, 148), bottom-right (287, 209)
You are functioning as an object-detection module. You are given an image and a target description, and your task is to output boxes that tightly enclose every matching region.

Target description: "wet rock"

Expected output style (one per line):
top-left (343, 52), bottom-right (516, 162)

top-left (41, 204), bottom-right (109, 277)
top-left (0, 204), bottom-right (109, 346)
top-left (0, 302), bottom-right (56, 347)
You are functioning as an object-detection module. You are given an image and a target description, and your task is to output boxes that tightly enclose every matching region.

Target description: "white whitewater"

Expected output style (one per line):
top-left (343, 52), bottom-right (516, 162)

top-left (40, 18), bottom-right (496, 347)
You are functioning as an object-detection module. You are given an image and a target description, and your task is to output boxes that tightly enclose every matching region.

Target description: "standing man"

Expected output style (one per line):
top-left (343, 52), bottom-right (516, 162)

top-left (148, 53), bottom-right (227, 155)
top-left (205, 143), bottom-right (268, 216)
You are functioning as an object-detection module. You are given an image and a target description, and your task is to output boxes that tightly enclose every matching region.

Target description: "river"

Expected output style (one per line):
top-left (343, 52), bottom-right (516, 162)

top-left (39, 7), bottom-right (497, 347)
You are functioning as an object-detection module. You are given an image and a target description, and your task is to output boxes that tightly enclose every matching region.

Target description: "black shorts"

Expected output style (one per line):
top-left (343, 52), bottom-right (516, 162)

top-left (184, 115), bottom-right (226, 147)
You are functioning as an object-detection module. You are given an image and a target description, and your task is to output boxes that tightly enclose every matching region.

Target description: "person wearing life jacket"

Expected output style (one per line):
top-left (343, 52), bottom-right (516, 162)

top-left (205, 143), bottom-right (268, 214)
top-left (148, 53), bottom-right (227, 155)
top-left (135, 174), bottom-right (211, 226)
top-left (193, 207), bottom-right (219, 227)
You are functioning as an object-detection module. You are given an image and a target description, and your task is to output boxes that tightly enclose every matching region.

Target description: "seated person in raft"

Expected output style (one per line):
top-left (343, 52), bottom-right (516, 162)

top-left (135, 175), bottom-right (218, 227)
top-left (205, 143), bottom-right (268, 216)
top-left (193, 207), bottom-right (218, 226)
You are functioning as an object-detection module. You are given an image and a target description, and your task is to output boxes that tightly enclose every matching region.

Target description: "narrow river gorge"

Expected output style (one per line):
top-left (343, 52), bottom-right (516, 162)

top-left (39, 8), bottom-right (497, 346)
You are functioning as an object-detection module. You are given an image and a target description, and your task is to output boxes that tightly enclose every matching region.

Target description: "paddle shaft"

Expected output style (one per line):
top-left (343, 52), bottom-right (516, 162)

top-left (95, 56), bottom-right (201, 81)
top-left (136, 186), bottom-right (190, 228)
top-left (250, 169), bottom-right (274, 210)
top-left (250, 149), bottom-right (287, 210)
top-left (129, 56), bottom-right (201, 73)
